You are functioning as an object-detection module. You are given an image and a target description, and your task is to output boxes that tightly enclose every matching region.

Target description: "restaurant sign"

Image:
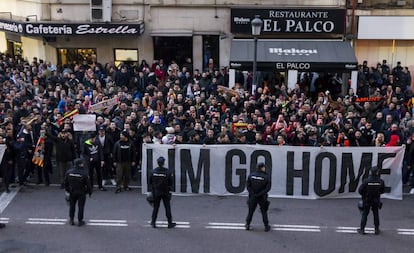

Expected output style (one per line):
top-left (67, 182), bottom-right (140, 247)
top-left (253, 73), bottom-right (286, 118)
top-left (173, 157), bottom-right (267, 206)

top-left (0, 19), bottom-right (144, 36)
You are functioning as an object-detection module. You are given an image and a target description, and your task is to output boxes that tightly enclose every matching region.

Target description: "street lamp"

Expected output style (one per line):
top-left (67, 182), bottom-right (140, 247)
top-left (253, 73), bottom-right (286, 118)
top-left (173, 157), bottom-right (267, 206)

top-left (251, 15), bottom-right (263, 96)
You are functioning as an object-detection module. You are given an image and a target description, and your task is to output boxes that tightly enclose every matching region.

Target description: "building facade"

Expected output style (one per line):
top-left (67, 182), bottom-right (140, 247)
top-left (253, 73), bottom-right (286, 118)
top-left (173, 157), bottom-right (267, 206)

top-left (0, 0), bottom-right (413, 75)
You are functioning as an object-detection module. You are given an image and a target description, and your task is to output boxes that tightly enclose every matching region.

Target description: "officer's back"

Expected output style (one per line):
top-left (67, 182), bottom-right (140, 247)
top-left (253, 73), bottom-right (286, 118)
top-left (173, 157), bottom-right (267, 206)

top-left (65, 162), bottom-right (91, 195)
top-left (359, 169), bottom-right (385, 204)
top-left (151, 166), bottom-right (172, 196)
top-left (247, 169), bottom-right (271, 196)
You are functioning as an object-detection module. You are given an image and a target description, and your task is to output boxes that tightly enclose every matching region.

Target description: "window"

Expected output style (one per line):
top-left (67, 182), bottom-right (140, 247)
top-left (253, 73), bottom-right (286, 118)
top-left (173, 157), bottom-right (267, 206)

top-left (114, 49), bottom-right (139, 67)
top-left (202, 35), bottom-right (219, 72)
top-left (153, 36), bottom-right (192, 67)
top-left (57, 48), bottom-right (97, 65)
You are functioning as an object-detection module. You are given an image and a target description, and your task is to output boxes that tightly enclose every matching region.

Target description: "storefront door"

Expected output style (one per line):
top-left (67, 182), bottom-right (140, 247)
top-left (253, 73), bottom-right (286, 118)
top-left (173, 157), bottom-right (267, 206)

top-left (153, 36), bottom-right (192, 67)
top-left (57, 48), bottom-right (97, 66)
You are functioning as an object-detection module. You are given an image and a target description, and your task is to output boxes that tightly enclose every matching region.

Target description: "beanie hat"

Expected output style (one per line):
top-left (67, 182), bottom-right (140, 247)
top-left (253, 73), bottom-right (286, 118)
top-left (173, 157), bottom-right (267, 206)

top-left (121, 130), bottom-right (129, 138)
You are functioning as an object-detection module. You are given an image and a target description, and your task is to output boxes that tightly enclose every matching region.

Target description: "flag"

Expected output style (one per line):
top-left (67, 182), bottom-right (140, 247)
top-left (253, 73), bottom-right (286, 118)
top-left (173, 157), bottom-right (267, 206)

top-left (32, 135), bottom-right (45, 167)
top-left (57, 109), bottom-right (79, 127)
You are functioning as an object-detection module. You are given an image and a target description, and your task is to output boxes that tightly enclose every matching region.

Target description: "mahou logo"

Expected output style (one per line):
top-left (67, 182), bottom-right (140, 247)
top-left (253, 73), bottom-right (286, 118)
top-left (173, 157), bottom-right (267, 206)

top-left (269, 48), bottom-right (318, 56)
top-left (233, 17), bottom-right (250, 24)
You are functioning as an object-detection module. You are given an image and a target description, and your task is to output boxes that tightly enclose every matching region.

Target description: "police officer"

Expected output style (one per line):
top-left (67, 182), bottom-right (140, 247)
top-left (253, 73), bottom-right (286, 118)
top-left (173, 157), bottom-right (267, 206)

top-left (245, 162), bottom-right (271, 232)
top-left (64, 158), bottom-right (92, 227)
top-left (149, 156), bottom-right (176, 228)
top-left (357, 166), bottom-right (385, 235)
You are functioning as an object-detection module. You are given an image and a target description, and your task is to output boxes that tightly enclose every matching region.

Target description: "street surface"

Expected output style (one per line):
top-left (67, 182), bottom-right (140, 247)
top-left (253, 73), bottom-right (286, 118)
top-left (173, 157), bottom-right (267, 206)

top-left (0, 185), bottom-right (413, 253)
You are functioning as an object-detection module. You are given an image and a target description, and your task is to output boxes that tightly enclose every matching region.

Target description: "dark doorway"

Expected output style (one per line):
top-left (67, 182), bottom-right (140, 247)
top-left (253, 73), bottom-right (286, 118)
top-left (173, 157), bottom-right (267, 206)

top-left (153, 36), bottom-right (193, 67)
top-left (57, 48), bottom-right (97, 66)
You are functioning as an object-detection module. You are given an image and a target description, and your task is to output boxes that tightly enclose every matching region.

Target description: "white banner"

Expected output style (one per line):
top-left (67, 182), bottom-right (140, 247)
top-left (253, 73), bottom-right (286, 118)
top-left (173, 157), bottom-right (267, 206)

top-left (90, 97), bottom-right (119, 113)
top-left (142, 144), bottom-right (404, 200)
top-left (72, 114), bottom-right (97, 132)
top-left (0, 144), bottom-right (6, 164)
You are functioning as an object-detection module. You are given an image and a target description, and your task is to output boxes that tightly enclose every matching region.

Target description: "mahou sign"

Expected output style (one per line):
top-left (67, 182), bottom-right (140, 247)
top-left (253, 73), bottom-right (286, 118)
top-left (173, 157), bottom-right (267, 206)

top-left (231, 8), bottom-right (345, 38)
top-left (142, 144), bottom-right (404, 200)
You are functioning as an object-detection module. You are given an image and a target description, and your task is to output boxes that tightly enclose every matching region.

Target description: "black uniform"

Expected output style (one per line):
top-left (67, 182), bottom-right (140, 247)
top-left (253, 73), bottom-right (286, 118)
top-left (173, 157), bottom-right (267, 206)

top-left (64, 159), bottom-right (92, 226)
top-left (149, 157), bottom-right (175, 228)
top-left (245, 163), bottom-right (271, 231)
top-left (358, 168), bottom-right (385, 235)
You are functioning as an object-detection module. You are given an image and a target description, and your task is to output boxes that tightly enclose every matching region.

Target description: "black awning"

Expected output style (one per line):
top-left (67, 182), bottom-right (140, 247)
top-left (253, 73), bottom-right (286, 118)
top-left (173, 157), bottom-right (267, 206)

top-left (230, 40), bottom-right (358, 71)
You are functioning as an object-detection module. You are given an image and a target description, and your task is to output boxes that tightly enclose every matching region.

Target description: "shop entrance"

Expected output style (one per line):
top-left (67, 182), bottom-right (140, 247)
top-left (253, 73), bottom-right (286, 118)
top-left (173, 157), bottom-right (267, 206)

top-left (153, 36), bottom-right (192, 67)
top-left (57, 48), bottom-right (97, 66)
top-left (7, 40), bottom-right (23, 58)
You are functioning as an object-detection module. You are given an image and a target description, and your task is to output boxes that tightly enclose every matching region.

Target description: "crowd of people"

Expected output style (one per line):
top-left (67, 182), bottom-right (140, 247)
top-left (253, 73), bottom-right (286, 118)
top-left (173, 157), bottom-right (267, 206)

top-left (0, 53), bottom-right (413, 194)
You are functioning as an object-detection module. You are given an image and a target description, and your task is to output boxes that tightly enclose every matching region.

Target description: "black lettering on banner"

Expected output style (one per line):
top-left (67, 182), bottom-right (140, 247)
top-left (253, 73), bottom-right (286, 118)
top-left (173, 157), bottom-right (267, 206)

top-left (339, 153), bottom-right (373, 193)
top-left (378, 152), bottom-right (396, 193)
top-left (314, 152), bottom-right (336, 197)
top-left (180, 149), bottom-right (210, 193)
top-left (225, 149), bottom-right (247, 194)
top-left (146, 148), bottom-right (153, 192)
top-left (286, 151), bottom-right (310, 196)
top-left (250, 150), bottom-right (273, 178)
top-left (168, 148), bottom-right (176, 192)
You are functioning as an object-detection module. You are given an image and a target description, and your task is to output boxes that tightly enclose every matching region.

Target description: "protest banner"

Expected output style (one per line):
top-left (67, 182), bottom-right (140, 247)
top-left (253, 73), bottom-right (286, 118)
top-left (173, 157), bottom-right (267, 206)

top-left (0, 144), bottom-right (5, 164)
top-left (72, 114), bottom-right (97, 132)
top-left (142, 144), bottom-right (404, 200)
top-left (90, 97), bottom-right (119, 113)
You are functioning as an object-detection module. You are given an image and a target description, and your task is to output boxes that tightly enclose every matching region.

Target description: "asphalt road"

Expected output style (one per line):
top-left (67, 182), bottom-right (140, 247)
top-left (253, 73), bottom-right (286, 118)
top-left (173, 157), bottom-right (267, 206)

top-left (0, 185), bottom-right (413, 253)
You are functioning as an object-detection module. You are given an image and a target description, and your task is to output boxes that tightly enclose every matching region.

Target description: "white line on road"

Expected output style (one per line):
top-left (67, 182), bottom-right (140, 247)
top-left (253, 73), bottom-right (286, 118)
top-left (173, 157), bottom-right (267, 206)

top-left (145, 221), bottom-right (191, 228)
top-left (398, 232), bottom-right (414, 235)
top-left (87, 223), bottom-right (128, 227)
top-left (205, 223), bottom-right (321, 232)
top-left (205, 222), bottom-right (245, 230)
top-left (272, 228), bottom-right (321, 232)
top-left (398, 229), bottom-right (414, 232)
top-left (26, 221), bottom-right (66, 225)
top-left (149, 221), bottom-right (190, 225)
top-left (208, 222), bottom-right (245, 226)
top-left (0, 188), bottom-right (19, 214)
top-left (397, 229), bottom-right (414, 235)
top-left (272, 224), bottom-right (320, 229)
top-left (335, 227), bottom-right (375, 234)
top-left (272, 224), bottom-right (321, 232)
top-left (336, 230), bottom-right (357, 233)
top-left (0, 217), bottom-right (10, 223)
top-left (206, 226), bottom-right (246, 230)
top-left (28, 218), bottom-right (68, 222)
top-left (336, 226), bottom-right (359, 230)
top-left (88, 219), bottom-right (127, 223)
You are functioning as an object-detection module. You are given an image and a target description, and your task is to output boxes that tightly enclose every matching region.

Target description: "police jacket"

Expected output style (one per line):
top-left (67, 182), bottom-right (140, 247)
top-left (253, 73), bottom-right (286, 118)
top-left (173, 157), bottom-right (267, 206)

top-left (149, 166), bottom-right (173, 197)
top-left (358, 174), bottom-right (385, 205)
top-left (247, 170), bottom-right (271, 198)
top-left (64, 167), bottom-right (92, 195)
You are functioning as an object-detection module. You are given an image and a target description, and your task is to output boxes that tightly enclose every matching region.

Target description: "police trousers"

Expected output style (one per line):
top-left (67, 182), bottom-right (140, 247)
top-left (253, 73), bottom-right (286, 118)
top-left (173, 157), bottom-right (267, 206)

top-left (246, 195), bottom-right (269, 226)
top-left (69, 193), bottom-right (86, 222)
top-left (152, 194), bottom-right (172, 224)
top-left (360, 202), bottom-right (380, 229)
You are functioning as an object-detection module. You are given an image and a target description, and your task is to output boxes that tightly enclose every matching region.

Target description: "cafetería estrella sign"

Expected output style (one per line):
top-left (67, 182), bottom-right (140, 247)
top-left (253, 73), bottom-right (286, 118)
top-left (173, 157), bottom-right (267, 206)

top-left (231, 8), bottom-right (345, 38)
top-left (0, 19), bottom-right (144, 36)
